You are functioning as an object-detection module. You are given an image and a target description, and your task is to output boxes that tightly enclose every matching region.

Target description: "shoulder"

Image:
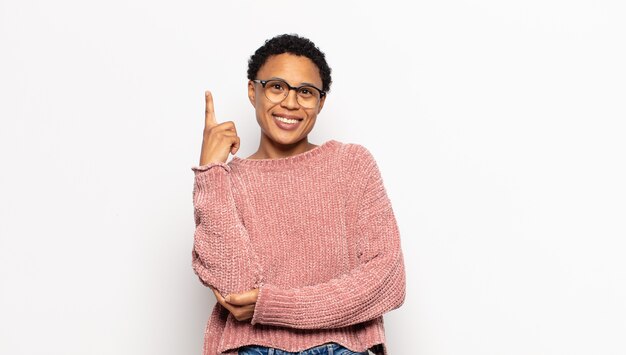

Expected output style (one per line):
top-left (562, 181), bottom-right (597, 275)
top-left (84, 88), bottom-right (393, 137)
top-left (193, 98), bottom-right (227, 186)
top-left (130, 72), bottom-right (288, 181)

top-left (333, 140), bottom-right (379, 174)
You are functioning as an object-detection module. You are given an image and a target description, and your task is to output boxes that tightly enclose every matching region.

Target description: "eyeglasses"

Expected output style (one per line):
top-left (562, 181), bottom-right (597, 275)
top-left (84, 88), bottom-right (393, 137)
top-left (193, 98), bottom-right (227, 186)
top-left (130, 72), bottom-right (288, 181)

top-left (252, 79), bottom-right (326, 109)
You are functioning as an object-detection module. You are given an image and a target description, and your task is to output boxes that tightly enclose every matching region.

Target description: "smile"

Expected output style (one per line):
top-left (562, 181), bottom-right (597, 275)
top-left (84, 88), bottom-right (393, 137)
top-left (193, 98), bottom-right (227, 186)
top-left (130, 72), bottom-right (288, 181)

top-left (274, 115), bottom-right (300, 124)
top-left (272, 114), bottom-right (303, 130)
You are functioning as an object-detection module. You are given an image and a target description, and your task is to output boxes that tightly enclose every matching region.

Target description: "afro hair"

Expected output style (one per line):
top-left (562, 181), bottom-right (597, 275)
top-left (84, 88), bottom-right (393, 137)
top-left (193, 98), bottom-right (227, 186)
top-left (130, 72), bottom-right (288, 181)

top-left (247, 33), bottom-right (332, 93)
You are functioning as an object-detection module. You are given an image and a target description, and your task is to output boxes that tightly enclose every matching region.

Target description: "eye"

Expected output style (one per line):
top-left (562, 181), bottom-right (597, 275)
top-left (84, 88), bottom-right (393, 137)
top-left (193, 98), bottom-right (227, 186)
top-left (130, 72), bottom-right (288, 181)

top-left (266, 80), bottom-right (286, 92)
top-left (298, 87), bottom-right (316, 97)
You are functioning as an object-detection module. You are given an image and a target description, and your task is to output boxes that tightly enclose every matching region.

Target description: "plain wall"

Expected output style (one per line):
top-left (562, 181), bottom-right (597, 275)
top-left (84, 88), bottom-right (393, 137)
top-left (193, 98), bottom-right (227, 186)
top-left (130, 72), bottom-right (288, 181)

top-left (1, 0), bottom-right (625, 354)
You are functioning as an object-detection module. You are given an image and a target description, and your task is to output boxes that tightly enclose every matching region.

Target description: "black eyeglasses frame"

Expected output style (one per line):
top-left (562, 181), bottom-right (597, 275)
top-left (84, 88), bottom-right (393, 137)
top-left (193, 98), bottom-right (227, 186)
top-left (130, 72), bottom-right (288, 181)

top-left (252, 79), bottom-right (327, 102)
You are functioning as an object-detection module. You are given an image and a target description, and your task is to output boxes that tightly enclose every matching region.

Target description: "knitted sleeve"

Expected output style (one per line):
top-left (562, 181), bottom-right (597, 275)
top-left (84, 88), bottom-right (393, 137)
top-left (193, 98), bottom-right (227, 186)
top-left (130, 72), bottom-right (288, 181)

top-left (250, 146), bottom-right (406, 329)
top-left (190, 162), bottom-right (262, 298)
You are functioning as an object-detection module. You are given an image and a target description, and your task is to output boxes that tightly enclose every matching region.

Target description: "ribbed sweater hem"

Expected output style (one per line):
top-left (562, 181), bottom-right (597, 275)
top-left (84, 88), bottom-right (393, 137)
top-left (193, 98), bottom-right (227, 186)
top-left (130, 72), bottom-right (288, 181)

top-left (203, 304), bottom-right (387, 355)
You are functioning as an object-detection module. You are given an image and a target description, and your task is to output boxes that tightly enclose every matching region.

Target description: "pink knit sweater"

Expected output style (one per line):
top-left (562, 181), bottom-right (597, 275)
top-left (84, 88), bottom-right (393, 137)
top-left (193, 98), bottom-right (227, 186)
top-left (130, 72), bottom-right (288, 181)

top-left (190, 139), bottom-right (406, 355)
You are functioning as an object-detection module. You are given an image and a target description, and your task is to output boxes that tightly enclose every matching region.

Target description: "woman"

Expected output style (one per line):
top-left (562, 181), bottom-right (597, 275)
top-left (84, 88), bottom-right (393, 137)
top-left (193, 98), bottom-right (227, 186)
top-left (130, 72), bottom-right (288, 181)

top-left (191, 34), bottom-right (406, 355)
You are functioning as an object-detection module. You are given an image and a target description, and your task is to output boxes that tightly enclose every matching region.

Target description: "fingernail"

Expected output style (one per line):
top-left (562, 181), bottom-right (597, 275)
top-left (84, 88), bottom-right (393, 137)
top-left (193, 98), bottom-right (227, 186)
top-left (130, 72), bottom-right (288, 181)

top-left (224, 295), bottom-right (231, 302)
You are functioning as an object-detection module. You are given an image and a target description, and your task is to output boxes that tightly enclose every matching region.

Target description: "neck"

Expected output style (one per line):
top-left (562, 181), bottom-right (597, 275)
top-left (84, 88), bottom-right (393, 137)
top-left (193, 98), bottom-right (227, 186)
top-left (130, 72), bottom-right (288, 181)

top-left (249, 135), bottom-right (316, 160)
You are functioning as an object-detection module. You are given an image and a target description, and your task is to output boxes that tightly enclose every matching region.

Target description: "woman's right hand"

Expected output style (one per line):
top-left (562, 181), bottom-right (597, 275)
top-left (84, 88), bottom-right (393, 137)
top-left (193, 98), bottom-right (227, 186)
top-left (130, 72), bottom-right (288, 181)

top-left (208, 285), bottom-right (257, 322)
top-left (199, 90), bottom-right (241, 165)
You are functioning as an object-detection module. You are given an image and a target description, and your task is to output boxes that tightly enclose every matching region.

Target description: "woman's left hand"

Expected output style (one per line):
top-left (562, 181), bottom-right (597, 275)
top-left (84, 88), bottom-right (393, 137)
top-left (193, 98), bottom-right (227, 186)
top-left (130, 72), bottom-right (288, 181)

top-left (208, 286), bottom-right (259, 322)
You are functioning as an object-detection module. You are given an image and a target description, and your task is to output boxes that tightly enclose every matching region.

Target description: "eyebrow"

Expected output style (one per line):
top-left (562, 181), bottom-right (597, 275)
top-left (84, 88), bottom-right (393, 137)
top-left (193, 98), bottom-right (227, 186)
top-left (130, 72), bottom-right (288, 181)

top-left (269, 76), bottom-right (321, 89)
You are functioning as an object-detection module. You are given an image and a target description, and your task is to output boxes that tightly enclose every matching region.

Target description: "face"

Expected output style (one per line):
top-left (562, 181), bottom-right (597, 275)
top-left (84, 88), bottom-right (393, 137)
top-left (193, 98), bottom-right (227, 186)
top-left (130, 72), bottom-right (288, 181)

top-left (248, 53), bottom-right (326, 146)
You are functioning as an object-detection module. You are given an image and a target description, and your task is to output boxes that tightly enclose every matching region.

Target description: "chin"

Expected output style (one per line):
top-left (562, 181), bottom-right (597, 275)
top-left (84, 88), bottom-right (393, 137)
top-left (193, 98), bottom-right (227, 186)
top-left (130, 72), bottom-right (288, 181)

top-left (270, 134), bottom-right (301, 145)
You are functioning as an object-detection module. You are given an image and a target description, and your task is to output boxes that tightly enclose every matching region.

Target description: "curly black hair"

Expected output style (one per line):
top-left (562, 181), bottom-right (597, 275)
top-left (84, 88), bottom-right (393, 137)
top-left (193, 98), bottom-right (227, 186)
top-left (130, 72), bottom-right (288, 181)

top-left (247, 33), bottom-right (332, 93)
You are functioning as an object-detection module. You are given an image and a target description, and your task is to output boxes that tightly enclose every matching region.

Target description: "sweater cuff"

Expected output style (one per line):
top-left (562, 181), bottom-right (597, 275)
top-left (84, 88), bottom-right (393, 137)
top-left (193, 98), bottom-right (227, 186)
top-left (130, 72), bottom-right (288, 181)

top-left (191, 162), bottom-right (232, 201)
top-left (251, 283), bottom-right (298, 326)
top-left (191, 161), bottom-right (231, 173)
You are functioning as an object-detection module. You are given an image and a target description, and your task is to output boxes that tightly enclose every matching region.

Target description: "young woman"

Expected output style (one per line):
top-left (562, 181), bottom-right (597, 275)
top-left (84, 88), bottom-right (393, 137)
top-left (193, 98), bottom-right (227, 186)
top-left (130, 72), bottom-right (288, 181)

top-left (191, 34), bottom-right (406, 355)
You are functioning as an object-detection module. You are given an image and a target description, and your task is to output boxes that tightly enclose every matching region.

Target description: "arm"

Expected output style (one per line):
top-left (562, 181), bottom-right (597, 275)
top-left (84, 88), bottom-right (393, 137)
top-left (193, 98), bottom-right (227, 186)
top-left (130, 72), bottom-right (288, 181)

top-left (190, 162), bottom-right (262, 298)
top-left (250, 147), bottom-right (406, 329)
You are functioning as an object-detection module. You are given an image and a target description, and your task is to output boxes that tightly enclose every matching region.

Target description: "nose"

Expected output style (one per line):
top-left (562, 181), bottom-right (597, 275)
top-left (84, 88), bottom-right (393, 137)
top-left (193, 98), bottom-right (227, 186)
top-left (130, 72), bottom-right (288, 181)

top-left (280, 88), bottom-right (300, 109)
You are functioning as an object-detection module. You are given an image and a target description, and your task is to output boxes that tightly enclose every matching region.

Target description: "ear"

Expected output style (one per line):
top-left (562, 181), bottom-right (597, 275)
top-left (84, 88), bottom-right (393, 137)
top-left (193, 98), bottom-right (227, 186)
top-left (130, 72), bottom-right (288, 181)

top-left (247, 80), bottom-right (256, 107)
top-left (317, 94), bottom-right (327, 113)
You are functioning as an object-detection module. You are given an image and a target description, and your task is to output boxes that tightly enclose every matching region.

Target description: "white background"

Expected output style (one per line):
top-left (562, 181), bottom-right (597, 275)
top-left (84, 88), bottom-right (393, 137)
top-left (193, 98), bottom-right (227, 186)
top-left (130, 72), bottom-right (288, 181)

top-left (1, 0), bottom-right (625, 354)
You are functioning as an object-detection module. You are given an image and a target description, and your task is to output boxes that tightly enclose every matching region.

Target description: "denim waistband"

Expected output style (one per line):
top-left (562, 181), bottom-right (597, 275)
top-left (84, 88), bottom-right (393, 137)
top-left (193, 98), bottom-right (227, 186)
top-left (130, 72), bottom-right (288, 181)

top-left (237, 341), bottom-right (370, 355)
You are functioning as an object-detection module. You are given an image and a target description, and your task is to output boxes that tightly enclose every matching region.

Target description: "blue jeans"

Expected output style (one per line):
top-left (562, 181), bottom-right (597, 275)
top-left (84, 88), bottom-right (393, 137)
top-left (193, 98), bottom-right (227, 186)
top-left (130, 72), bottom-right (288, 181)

top-left (238, 342), bottom-right (370, 355)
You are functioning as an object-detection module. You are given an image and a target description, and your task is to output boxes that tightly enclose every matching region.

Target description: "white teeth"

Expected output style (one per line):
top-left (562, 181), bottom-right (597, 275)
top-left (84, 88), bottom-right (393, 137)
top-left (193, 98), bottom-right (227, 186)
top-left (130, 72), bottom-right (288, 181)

top-left (274, 115), bottom-right (300, 124)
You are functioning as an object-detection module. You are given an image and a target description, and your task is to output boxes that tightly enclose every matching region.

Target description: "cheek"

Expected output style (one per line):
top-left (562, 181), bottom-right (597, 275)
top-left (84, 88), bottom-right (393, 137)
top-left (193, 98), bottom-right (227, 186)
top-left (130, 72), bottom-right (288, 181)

top-left (257, 101), bottom-right (276, 118)
top-left (251, 94), bottom-right (263, 108)
top-left (263, 101), bottom-right (279, 112)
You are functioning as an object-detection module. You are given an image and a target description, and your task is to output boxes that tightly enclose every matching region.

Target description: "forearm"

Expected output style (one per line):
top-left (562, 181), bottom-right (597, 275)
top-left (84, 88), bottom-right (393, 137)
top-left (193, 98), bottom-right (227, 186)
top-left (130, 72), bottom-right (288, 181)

top-left (251, 248), bottom-right (406, 329)
top-left (191, 162), bottom-right (263, 296)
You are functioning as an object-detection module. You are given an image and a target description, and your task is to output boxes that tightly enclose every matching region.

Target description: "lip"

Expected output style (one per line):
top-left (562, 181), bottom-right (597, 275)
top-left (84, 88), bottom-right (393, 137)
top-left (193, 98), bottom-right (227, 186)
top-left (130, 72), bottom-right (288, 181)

top-left (272, 113), bottom-right (303, 120)
top-left (272, 113), bottom-right (303, 131)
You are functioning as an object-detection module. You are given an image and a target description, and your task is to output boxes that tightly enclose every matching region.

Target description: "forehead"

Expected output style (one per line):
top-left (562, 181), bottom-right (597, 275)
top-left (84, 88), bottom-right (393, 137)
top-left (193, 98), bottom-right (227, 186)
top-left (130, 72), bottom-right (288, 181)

top-left (257, 53), bottom-right (322, 87)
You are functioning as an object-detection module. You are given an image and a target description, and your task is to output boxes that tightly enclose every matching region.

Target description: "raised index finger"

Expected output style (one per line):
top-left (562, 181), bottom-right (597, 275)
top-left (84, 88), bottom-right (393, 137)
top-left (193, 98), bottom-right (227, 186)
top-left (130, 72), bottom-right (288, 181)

top-left (204, 90), bottom-right (217, 127)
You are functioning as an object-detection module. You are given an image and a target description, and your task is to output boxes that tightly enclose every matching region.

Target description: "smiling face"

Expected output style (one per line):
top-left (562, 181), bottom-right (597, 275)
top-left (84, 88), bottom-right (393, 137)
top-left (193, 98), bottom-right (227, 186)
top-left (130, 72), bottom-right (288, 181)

top-left (247, 53), bottom-right (326, 146)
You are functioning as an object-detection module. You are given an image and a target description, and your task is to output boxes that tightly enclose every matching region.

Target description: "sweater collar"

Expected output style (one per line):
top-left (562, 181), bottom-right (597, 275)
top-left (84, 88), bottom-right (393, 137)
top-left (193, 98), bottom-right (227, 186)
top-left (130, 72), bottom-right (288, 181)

top-left (229, 139), bottom-right (340, 171)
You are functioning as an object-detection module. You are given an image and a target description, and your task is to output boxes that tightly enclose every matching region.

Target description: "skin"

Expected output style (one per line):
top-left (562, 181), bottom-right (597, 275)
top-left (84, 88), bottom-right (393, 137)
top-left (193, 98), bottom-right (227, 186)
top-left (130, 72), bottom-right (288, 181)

top-left (245, 52), bottom-right (326, 159)
top-left (198, 52), bottom-right (327, 321)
